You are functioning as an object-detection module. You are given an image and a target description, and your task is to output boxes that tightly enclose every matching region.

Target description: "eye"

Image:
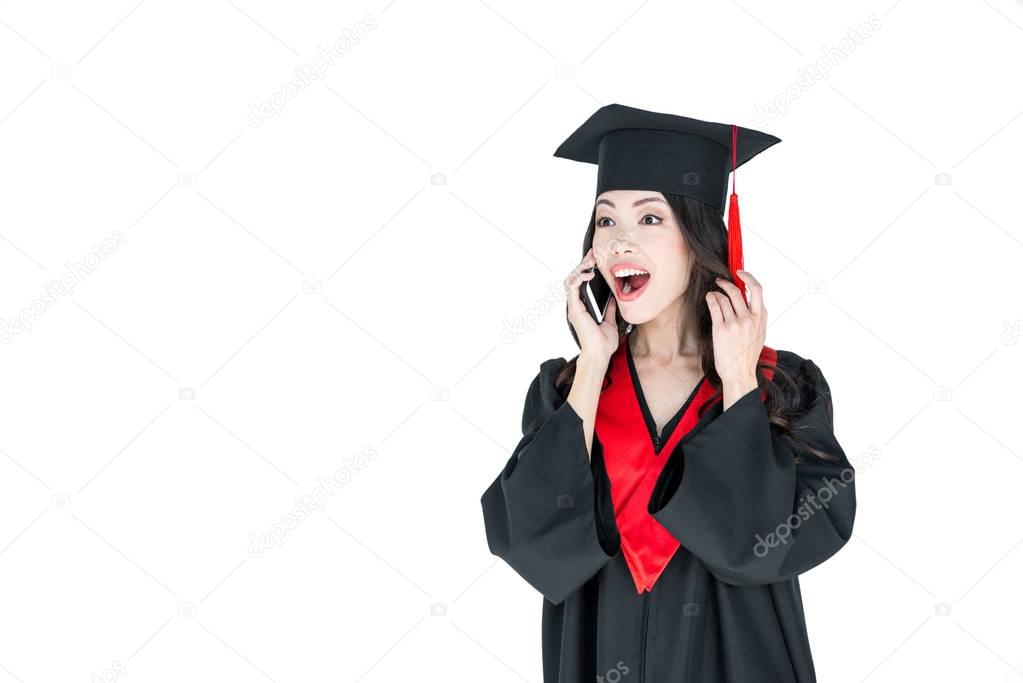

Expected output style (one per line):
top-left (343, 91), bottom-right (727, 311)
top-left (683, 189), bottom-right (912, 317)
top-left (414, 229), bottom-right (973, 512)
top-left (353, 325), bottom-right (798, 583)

top-left (596, 216), bottom-right (614, 228)
top-left (640, 213), bottom-right (663, 225)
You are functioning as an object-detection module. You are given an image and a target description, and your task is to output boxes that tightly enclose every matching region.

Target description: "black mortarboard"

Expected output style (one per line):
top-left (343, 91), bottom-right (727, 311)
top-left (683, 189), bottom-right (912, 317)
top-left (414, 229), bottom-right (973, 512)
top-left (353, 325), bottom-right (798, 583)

top-left (553, 103), bottom-right (781, 297)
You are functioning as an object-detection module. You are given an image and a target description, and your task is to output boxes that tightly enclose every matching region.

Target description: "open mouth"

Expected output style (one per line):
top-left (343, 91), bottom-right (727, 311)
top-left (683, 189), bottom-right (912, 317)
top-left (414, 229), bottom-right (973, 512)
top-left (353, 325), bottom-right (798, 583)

top-left (613, 266), bottom-right (651, 301)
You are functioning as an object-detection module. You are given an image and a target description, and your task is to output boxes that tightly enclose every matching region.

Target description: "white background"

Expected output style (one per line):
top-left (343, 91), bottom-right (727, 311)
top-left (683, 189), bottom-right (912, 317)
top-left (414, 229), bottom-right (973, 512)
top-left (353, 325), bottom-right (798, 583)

top-left (1, 1), bottom-right (1021, 681)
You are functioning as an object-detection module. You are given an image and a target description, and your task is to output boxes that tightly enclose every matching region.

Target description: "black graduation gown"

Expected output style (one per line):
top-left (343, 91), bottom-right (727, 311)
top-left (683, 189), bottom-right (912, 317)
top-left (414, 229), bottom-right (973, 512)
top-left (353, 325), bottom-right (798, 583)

top-left (480, 349), bottom-right (856, 682)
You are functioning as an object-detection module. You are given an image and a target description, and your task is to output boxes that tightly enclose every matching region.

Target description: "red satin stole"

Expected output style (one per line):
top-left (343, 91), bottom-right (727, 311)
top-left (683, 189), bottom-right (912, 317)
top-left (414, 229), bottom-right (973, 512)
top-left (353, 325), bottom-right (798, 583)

top-left (595, 342), bottom-right (778, 593)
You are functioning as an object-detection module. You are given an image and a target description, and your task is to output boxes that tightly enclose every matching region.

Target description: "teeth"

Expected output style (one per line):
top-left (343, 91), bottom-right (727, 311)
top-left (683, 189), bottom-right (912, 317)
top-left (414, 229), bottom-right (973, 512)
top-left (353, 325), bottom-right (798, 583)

top-left (613, 267), bottom-right (648, 277)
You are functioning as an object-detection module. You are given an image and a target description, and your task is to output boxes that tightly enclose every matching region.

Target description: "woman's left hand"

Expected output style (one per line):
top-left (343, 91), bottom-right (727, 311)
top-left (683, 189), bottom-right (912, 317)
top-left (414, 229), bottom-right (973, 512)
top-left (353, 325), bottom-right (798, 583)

top-left (705, 270), bottom-right (767, 402)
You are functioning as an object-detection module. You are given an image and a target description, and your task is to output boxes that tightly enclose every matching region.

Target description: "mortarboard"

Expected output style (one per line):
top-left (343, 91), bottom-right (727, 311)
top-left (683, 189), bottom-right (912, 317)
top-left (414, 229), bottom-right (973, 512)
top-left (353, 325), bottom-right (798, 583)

top-left (553, 103), bottom-right (780, 299)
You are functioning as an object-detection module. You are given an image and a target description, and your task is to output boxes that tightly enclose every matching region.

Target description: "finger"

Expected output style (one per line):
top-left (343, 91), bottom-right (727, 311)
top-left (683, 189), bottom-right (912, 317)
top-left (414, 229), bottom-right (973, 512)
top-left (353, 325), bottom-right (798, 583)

top-left (705, 291), bottom-right (724, 327)
top-left (572, 269), bottom-right (596, 286)
top-left (575, 252), bottom-right (596, 275)
top-left (738, 270), bottom-right (764, 318)
top-left (712, 291), bottom-right (736, 323)
top-left (566, 264), bottom-right (596, 297)
top-left (714, 277), bottom-right (749, 320)
top-left (565, 269), bottom-right (595, 299)
top-left (566, 283), bottom-right (586, 319)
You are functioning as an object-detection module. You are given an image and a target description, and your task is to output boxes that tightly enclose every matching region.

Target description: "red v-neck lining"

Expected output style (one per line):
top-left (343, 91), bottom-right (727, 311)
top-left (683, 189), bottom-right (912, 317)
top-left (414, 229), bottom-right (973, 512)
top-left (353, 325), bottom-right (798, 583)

top-left (594, 340), bottom-right (780, 594)
top-left (625, 337), bottom-right (706, 455)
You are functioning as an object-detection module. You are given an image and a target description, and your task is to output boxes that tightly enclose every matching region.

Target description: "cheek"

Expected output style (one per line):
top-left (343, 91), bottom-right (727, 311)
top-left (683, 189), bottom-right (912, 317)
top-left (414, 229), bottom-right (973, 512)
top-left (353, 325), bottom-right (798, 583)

top-left (651, 249), bottom-right (690, 296)
top-left (591, 232), bottom-right (612, 263)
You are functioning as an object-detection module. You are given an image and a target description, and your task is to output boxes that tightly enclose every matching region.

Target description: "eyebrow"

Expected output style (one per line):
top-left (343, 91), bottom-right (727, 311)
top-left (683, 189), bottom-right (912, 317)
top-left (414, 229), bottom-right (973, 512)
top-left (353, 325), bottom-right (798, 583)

top-left (595, 196), bottom-right (667, 209)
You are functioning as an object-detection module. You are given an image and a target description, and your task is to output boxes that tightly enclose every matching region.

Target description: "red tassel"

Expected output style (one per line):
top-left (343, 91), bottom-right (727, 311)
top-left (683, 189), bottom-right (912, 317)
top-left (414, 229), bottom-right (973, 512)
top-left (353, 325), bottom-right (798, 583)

top-left (727, 125), bottom-right (746, 300)
top-left (727, 190), bottom-right (745, 300)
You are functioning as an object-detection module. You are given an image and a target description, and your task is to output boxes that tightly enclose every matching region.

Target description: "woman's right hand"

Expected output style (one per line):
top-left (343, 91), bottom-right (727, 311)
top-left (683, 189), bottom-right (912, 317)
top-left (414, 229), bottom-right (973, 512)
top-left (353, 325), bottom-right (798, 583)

top-left (564, 247), bottom-right (621, 364)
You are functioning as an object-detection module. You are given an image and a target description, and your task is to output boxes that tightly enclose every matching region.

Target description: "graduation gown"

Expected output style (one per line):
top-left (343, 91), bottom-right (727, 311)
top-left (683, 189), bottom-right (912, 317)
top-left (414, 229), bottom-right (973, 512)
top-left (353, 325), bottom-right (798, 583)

top-left (480, 345), bottom-right (856, 682)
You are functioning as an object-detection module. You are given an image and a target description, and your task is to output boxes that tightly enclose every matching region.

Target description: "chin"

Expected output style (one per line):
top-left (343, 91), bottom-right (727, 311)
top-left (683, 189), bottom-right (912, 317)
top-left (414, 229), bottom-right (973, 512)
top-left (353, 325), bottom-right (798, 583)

top-left (616, 300), bottom-right (660, 326)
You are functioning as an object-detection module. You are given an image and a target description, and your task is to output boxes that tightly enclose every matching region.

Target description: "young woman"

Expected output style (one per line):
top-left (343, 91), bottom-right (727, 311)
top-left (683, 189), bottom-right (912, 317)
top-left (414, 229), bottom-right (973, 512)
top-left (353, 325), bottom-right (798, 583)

top-left (481, 105), bottom-right (856, 682)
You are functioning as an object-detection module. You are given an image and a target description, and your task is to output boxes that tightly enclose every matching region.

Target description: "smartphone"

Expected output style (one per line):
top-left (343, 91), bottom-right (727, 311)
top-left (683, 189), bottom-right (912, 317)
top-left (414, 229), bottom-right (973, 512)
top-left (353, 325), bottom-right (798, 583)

top-left (580, 266), bottom-right (613, 324)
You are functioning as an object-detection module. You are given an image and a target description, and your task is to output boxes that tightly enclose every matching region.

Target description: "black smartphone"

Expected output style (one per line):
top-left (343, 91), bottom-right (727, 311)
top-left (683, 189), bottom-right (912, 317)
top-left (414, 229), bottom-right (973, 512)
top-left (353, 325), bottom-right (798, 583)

top-left (580, 266), bottom-right (613, 324)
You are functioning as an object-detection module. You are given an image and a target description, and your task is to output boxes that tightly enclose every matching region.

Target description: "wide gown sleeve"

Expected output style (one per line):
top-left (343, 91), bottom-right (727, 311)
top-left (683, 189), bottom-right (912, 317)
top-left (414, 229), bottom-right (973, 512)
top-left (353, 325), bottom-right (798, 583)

top-left (648, 357), bottom-right (856, 586)
top-left (481, 357), bottom-right (621, 605)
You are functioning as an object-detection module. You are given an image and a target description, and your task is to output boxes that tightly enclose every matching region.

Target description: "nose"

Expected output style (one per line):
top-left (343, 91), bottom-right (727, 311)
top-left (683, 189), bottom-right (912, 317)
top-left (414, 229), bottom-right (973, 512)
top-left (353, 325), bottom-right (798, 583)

top-left (608, 230), bottom-right (635, 257)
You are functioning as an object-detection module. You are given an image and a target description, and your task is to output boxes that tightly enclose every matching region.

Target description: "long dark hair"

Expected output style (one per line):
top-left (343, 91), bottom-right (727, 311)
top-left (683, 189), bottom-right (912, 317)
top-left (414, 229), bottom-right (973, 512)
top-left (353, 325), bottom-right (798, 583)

top-left (554, 191), bottom-right (837, 464)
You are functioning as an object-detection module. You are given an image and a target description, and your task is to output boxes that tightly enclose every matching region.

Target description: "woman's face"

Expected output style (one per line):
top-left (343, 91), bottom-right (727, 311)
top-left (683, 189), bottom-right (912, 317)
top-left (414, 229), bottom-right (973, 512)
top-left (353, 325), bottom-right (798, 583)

top-left (591, 189), bottom-right (691, 325)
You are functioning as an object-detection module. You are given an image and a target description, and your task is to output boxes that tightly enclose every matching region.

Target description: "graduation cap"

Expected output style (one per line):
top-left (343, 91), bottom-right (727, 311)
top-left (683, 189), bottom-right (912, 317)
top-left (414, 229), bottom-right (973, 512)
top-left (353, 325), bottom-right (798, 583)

top-left (553, 103), bottom-right (780, 299)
